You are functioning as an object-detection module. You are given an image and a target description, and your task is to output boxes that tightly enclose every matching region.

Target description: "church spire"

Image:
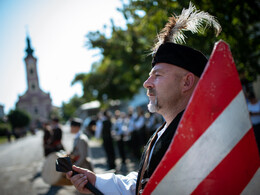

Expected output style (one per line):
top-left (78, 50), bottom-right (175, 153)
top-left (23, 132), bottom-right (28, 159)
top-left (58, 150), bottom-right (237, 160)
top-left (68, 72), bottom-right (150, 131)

top-left (25, 36), bottom-right (34, 56)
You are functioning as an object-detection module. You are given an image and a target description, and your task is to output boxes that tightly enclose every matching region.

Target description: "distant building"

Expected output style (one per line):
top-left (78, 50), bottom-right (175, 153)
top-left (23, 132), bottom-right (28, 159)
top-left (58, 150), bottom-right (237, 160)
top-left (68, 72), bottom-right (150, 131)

top-left (16, 36), bottom-right (52, 128)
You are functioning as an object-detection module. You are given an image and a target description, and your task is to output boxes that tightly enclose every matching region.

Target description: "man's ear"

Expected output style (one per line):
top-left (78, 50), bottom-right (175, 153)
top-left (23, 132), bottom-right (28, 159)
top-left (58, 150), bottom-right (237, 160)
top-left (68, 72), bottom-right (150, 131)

top-left (182, 73), bottom-right (195, 93)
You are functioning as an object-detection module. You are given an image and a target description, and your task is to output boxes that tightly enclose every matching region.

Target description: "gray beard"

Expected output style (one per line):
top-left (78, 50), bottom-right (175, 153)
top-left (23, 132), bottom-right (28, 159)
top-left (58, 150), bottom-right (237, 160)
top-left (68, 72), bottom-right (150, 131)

top-left (147, 97), bottom-right (158, 113)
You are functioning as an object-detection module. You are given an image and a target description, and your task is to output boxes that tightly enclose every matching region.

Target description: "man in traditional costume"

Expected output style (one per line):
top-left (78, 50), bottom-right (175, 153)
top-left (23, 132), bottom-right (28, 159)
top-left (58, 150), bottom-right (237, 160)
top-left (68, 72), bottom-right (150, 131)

top-left (66, 3), bottom-right (221, 194)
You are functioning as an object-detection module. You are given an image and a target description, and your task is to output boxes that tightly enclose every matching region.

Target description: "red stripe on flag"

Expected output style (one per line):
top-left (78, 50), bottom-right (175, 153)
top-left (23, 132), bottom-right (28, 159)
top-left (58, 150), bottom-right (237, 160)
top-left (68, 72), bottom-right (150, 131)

top-left (192, 128), bottom-right (260, 195)
top-left (143, 41), bottom-right (248, 194)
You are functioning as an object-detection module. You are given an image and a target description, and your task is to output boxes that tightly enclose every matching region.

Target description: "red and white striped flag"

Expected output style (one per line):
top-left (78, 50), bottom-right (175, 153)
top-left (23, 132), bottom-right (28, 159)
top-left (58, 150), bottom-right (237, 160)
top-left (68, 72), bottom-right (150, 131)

top-left (143, 41), bottom-right (260, 194)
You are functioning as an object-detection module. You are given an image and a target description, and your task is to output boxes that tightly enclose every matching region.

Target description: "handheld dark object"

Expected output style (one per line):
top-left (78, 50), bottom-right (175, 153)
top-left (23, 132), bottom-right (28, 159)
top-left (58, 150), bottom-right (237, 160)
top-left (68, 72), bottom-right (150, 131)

top-left (56, 156), bottom-right (104, 195)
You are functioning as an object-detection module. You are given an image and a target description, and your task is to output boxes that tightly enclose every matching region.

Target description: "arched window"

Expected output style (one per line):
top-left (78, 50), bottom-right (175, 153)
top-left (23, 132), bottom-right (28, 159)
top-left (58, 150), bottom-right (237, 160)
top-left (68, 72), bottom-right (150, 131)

top-left (30, 68), bottom-right (34, 75)
top-left (34, 107), bottom-right (38, 114)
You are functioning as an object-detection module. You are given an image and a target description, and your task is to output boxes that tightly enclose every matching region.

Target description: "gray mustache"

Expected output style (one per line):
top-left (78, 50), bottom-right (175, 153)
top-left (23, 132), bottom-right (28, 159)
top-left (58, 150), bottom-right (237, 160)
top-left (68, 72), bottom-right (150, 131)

top-left (148, 89), bottom-right (156, 96)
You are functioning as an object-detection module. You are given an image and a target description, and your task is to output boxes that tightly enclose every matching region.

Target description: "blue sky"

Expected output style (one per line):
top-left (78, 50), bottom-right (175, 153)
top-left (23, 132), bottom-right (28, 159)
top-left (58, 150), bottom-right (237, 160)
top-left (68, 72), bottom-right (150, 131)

top-left (0, 0), bottom-right (126, 114)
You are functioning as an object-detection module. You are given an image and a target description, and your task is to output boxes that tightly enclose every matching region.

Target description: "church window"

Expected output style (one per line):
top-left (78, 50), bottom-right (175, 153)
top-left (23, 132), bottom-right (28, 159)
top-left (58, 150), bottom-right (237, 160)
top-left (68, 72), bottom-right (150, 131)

top-left (30, 68), bottom-right (34, 75)
top-left (32, 84), bottom-right (35, 90)
top-left (34, 107), bottom-right (38, 114)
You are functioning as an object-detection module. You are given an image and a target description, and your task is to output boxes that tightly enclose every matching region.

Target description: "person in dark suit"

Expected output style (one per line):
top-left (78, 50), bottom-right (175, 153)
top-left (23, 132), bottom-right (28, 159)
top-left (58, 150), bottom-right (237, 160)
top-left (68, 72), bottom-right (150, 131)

top-left (49, 117), bottom-right (64, 153)
top-left (42, 122), bottom-right (52, 157)
top-left (66, 3), bottom-right (221, 195)
top-left (101, 110), bottom-right (116, 170)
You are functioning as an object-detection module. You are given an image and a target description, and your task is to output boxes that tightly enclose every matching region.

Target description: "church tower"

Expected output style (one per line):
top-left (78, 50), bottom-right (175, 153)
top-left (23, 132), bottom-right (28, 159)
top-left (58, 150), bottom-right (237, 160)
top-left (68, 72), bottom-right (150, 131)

top-left (24, 37), bottom-right (40, 93)
top-left (16, 36), bottom-right (52, 128)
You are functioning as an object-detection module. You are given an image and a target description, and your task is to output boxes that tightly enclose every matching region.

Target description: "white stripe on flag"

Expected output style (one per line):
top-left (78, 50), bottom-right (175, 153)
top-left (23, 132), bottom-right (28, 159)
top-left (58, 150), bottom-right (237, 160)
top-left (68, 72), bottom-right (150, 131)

top-left (152, 91), bottom-right (252, 195)
top-left (241, 167), bottom-right (260, 195)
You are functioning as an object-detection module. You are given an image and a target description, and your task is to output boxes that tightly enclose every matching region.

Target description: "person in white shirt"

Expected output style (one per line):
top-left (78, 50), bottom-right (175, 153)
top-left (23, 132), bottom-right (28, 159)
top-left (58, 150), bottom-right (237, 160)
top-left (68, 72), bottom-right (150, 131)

top-left (113, 110), bottom-right (128, 164)
top-left (70, 118), bottom-right (94, 171)
top-left (247, 92), bottom-right (260, 152)
top-left (66, 4), bottom-right (221, 195)
top-left (95, 112), bottom-right (103, 139)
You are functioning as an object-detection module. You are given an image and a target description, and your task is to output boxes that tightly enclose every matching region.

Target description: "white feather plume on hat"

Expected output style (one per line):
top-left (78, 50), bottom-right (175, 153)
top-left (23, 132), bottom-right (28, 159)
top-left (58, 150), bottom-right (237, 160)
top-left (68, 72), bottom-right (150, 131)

top-left (152, 2), bottom-right (221, 54)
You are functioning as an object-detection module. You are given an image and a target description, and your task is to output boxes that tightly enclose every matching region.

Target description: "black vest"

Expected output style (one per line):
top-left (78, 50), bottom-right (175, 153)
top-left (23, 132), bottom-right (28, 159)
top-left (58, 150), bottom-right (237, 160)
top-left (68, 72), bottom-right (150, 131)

top-left (135, 111), bottom-right (184, 194)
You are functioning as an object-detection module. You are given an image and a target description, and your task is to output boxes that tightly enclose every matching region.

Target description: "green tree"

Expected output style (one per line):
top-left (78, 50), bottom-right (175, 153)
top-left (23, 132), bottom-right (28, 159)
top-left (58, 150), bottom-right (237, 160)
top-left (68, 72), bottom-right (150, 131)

top-left (72, 0), bottom-right (260, 103)
top-left (192, 0), bottom-right (260, 81)
top-left (61, 95), bottom-right (85, 121)
top-left (0, 121), bottom-right (11, 136)
top-left (7, 109), bottom-right (31, 129)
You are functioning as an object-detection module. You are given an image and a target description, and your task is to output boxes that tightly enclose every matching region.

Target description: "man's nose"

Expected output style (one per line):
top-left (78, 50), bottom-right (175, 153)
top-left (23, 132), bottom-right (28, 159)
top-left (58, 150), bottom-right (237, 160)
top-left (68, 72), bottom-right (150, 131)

top-left (143, 77), bottom-right (154, 89)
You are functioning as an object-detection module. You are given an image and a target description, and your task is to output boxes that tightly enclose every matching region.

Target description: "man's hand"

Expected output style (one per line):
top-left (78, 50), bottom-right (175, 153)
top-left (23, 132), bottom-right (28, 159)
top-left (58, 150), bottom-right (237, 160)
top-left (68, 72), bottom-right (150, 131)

top-left (66, 165), bottom-right (97, 194)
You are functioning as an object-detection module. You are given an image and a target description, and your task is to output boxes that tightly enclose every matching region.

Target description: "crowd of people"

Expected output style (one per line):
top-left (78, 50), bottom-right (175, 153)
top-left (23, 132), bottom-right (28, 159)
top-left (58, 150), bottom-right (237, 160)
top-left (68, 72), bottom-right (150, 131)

top-left (85, 107), bottom-right (164, 170)
top-left (42, 107), bottom-right (164, 172)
